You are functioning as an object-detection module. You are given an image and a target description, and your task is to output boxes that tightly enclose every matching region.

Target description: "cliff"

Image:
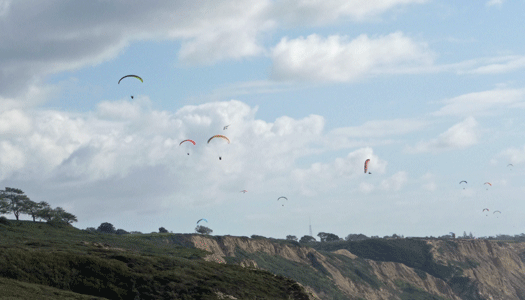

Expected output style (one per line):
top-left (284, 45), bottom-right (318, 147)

top-left (191, 236), bottom-right (525, 300)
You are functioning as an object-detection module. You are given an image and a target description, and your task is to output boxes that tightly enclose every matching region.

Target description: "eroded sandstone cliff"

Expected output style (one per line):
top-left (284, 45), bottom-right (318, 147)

top-left (190, 235), bottom-right (525, 300)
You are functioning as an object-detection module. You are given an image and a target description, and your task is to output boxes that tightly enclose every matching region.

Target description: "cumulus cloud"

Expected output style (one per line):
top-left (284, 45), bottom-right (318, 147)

top-left (0, 100), bottom-right (329, 192)
top-left (432, 88), bottom-right (525, 117)
top-left (498, 145), bottom-right (525, 165)
top-left (381, 171), bottom-right (407, 191)
top-left (291, 147), bottom-right (386, 196)
top-left (330, 118), bottom-right (428, 138)
top-left (406, 117), bottom-right (478, 153)
top-left (273, 0), bottom-right (429, 24)
top-left (0, 1), bottom-right (274, 100)
top-left (270, 32), bottom-right (435, 82)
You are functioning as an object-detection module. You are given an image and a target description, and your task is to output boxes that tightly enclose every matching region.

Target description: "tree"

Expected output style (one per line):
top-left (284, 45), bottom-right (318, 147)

top-left (299, 235), bottom-right (316, 243)
top-left (345, 234), bottom-right (369, 241)
top-left (97, 222), bottom-right (116, 234)
top-left (0, 187), bottom-right (30, 221)
top-left (36, 206), bottom-right (55, 222)
top-left (116, 229), bottom-right (129, 235)
top-left (463, 231), bottom-right (468, 239)
top-left (195, 225), bottom-right (213, 235)
top-left (286, 235), bottom-right (298, 241)
top-left (317, 232), bottom-right (340, 242)
top-left (159, 227), bottom-right (168, 233)
top-left (60, 211), bottom-right (78, 224)
top-left (469, 232), bottom-right (474, 239)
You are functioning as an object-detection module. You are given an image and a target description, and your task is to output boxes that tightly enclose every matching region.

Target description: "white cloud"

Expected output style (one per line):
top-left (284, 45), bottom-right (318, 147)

top-left (381, 171), bottom-right (407, 191)
top-left (498, 145), bottom-right (525, 165)
top-left (359, 182), bottom-right (375, 193)
top-left (270, 32), bottom-right (435, 82)
top-left (292, 147), bottom-right (386, 196)
top-left (96, 97), bottom-right (151, 120)
top-left (486, 0), bottom-right (504, 7)
top-left (406, 117), bottom-right (478, 153)
top-left (463, 56), bottom-right (525, 74)
top-left (0, 109), bottom-right (32, 135)
top-left (432, 88), bottom-right (525, 117)
top-left (0, 1), bottom-right (274, 100)
top-left (330, 118), bottom-right (428, 138)
top-left (274, 0), bottom-right (429, 24)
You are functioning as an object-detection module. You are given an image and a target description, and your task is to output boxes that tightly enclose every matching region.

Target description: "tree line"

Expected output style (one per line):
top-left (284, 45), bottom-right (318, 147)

top-left (0, 187), bottom-right (77, 226)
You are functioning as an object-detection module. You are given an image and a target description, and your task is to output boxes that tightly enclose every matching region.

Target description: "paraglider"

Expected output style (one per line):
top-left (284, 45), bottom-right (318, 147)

top-left (223, 125), bottom-right (230, 130)
top-left (240, 190), bottom-right (248, 193)
top-left (197, 218), bottom-right (208, 225)
top-left (459, 181), bottom-right (467, 189)
top-left (508, 164), bottom-right (513, 170)
top-left (118, 75), bottom-right (143, 99)
top-left (208, 135), bottom-right (230, 160)
top-left (494, 210), bottom-right (501, 218)
top-left (179, 139), bottom-right (196, 155)
top-left (364, 159), bottom-right (370, 174)
top-left (118, 75), bottom-right (143, 84)
top-left (483, 208), bottom-right (489, 216)
top-left (277, 196), bottom-right (287, 206)
top-left (207, 135), bottom-right (230, 144)
top-left (484, 182), bottom-right (492, 190)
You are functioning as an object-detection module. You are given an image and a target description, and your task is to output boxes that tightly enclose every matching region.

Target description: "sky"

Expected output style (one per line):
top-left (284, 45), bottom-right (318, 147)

top-left (1, 0), bottom-right (525, 239)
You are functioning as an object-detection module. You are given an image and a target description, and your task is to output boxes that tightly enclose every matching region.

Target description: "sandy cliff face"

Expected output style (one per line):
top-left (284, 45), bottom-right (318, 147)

top-left (190, 236), bottom-right (525, 299)
top-left (193, 236), bottom-right (509, 299)
top-left (427, 239), bottom-right (525, 300)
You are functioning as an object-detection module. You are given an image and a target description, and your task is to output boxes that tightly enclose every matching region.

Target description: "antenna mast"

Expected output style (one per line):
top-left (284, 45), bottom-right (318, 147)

top-left (309, 216), bottom-right (313, 237)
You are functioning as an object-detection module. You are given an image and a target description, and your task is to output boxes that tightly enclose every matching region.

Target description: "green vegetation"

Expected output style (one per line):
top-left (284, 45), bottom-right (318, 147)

top-left (0, 276), bottom-right (109, 300)
top-left (0, 220), bottom-right (310, 299)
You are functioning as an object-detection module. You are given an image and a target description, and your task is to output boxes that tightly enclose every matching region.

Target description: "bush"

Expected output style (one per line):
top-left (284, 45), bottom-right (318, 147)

top-left (0, 216), bottom-right (9, 225)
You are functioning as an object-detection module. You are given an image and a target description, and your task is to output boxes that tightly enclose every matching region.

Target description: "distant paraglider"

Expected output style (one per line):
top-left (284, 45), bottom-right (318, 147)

top-left (118, 75), bottom-right (143, 99)
top-left (364, 159), bottom-right (371, 174)
top-left (208, 135), bottom-right (230, 160)
top-left (459, 180), bottom-right (467, 189)
top-left (179, 139), bottom-right (196, 155)
top-left (223, 125), bottom-right (230, 130)
top-left (197, 218), bottom-right (208, 225)
top-left (484, 182), bottom-right (492, 190)
top-left (483, 208), bottom-right (489, 216)
top-left (240, 190), bottom-right (248, 193)
top-left (277, 196), bottom-right (287, 206)
top-left (507, 164), bottom-right (513, 170)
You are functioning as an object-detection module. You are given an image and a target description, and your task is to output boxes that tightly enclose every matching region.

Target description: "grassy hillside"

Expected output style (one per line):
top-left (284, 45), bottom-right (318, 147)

top-left (0, 220), bottom-right (310, 300)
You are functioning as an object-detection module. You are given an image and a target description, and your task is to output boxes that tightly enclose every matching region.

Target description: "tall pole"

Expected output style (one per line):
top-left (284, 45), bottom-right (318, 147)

top-left (309, 216), bottom-right (313, 237)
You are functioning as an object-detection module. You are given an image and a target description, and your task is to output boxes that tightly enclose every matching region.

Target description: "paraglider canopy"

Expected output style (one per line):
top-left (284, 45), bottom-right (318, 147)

top-left (118, 75), bottom-right (143, 84)
top-left (179, 139), bottom-right (196, 146)
top-left (207, 135), bottom-right (230, 144)
top-left (364, 159), bottom-right (370, 174)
